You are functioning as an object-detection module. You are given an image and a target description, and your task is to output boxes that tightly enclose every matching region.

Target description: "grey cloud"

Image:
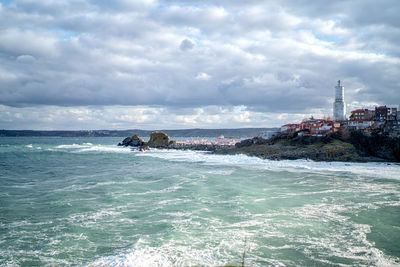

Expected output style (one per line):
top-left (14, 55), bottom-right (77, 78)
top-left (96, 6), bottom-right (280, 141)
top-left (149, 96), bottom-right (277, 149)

top-left (180, 39), bottom-right (194, 51)
top-left (0, 28), bottom-right (58, 57)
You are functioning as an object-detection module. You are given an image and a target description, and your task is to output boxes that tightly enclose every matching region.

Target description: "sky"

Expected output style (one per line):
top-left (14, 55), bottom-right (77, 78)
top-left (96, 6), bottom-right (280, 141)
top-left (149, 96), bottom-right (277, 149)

top-left (0, 0), bottom-right (399, 130)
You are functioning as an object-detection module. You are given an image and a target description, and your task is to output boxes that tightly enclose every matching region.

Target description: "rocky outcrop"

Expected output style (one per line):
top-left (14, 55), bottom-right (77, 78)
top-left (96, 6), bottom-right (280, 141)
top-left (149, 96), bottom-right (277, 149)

top-left (118, 132), bottom-right (220, 151)
top-left (118, 134), bottom-right (145, 146)
top-left (131, 134), bottom-right (145, 146)
top-left (119, 136), bottom-right (132, 146)
top-left (147, 132), bottom-right (170, 148)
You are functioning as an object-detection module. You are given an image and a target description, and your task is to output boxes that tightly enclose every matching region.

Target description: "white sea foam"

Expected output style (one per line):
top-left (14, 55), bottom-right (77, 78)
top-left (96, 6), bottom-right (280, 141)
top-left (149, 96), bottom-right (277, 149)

top-left (76, 145), bottom-right (131, 153)
top-left (51, 142), bottom-right (400, 180)
top-left (91, 239), bottom-right (237, 267)
top-left (138, 149), bottom-right (400, 180)
top-left (25, 144), bottom-right (33, 148)
top-left (55, 143), bottom-right (131, 153)
top-left (56, 143), bottom-right (90, 149)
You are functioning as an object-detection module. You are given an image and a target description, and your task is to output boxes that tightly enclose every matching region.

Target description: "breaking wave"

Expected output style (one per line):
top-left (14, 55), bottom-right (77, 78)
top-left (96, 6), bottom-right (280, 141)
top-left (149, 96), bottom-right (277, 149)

top-left (138, 149), bottom-right (400, 180)
top-left (55, 142), bottom-right (131, 153)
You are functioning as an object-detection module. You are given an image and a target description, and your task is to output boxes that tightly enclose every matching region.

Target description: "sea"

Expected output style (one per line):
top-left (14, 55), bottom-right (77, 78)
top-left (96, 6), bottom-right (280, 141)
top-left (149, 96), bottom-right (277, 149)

top-left (0, 137), bottom-right (399, 266)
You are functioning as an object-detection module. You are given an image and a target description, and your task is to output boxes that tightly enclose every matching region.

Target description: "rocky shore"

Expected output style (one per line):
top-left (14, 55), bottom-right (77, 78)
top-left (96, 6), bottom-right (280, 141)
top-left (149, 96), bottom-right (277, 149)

top-left (118, 131), bottom-right (400, 162)
top-left (118, 132), bottom-right (219, 151)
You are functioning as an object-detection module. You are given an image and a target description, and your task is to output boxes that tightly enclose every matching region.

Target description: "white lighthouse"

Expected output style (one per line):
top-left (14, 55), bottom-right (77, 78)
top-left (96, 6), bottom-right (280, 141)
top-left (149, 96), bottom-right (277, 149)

top-left (333, 80), bottom-right (346, 121)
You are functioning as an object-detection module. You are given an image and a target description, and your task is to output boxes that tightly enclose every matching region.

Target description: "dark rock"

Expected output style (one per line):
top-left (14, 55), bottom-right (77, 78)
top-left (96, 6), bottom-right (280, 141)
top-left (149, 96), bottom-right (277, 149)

top-left (235, 138), bottom-right (254, 148)
top-left (169, 140), bottom-right (177, 146)
top-left (235, 136), bottom-right (268, 148)
top-left (119, 136), bottom-right (132, 146)
top-left (349, 131), bottom-right (400, 161)
top-left (131, 134), bottom-right (145, 146)
top-left (253, 136), bottom-right (269, 145)
top-left (118, 134), bottom-right (145, 147)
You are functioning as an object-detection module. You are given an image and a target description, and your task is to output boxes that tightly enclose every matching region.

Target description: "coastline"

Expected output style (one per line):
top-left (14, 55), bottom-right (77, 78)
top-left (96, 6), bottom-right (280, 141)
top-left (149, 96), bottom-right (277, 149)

top-left (118, 131), bottom-right (400, 163)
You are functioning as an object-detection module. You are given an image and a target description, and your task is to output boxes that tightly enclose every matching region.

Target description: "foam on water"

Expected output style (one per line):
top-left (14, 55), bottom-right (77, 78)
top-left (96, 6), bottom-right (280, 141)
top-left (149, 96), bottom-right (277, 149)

top-left (91, 237), bottom-right (243, 267)
top-left (56, 143), bottom-right (90, 149)
top-left (76, 145), bottom-right (131, 153)
top-left (54, 142), bottom-right (132, 153)
top-left (139, 149), bottom-right (400, 180)
top-left (49, 143), bottom-right (400, 181)
top-left (89, 174), bottom-right (400, 266)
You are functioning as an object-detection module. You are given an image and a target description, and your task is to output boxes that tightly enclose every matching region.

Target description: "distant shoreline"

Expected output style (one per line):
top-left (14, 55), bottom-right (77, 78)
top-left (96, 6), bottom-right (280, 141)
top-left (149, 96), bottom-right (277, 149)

top-left (0, 128), bottom-right (278, 138)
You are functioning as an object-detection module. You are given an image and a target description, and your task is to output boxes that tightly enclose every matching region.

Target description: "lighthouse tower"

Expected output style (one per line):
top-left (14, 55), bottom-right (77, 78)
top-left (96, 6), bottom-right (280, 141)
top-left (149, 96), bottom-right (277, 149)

top-left (333, 80), bottom-right (346, 121)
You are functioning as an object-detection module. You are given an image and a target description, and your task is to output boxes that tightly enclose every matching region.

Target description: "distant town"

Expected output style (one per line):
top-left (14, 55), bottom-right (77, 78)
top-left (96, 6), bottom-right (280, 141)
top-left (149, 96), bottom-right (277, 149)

top-left (279, 80), bottom-right (400, 137)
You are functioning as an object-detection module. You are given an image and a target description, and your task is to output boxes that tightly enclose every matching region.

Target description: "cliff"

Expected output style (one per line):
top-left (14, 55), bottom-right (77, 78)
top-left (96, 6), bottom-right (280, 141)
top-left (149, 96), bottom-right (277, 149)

top-left (348, 131), bottom-right (400, 161)
top-left (221, 131), bottom-right (400, 162)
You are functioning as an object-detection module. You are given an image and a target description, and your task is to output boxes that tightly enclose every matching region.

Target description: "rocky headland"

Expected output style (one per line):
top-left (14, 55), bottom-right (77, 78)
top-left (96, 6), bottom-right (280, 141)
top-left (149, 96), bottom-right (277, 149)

top-left (118, 131), bottom-right (400, 162)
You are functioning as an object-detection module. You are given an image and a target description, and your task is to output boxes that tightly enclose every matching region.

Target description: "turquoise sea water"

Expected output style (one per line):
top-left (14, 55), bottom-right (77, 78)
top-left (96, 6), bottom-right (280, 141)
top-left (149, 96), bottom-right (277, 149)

top-left (0, 137), bottom-right (399, 266)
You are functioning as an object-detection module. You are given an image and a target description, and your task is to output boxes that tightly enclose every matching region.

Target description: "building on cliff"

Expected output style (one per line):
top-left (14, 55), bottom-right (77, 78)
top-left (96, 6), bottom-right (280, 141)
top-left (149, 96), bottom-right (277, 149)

top-left (350, 109), bottom-right (374, 121)
top-left (280, 119), bottom-right (340, 136)
top-left (375, 106), bottom-right (398, 121)
top-left (349, 106), bottom-right (397, 123)
top-left (280, 123), bottom-right (300, 133)
top-left (347, 105), bottom-right (399, 134)
top-left (333, 80), bottom-right (346, 121)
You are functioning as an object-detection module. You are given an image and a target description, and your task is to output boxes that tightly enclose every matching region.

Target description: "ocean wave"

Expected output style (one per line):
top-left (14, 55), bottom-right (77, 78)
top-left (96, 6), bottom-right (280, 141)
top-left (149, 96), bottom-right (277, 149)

top-left (76, 145), bottom-right (131, 153)
top-left (138, 149), bottom-right (400, 180)
top-left (55, 143), bottom-right (91, 149)
top-left (54, 143), bottom-right (131, 153)
top-left (23, 144), bottom-right (42, 150)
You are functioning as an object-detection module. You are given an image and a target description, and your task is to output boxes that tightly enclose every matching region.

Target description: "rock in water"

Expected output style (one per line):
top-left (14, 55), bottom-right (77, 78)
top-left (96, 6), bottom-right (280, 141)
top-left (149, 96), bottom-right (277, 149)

top-left (119, 136), bottom-right (132, 146)
top-left (131, 134), bottom-right (145, 146)
top-left (118, 134), bottom-right (145, 146)
top-left (147, 132), bottom-right (170, 148)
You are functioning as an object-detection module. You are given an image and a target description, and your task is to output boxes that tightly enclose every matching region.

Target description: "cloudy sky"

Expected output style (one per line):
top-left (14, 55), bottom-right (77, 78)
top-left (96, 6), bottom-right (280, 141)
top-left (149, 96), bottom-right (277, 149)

top-left (1, 0), bottom-right (399, 130)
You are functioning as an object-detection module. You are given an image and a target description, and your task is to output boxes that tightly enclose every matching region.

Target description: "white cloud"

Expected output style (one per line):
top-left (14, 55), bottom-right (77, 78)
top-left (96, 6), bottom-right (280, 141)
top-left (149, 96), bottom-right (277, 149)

top-left (195, 72), bottom-right (211, 81)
